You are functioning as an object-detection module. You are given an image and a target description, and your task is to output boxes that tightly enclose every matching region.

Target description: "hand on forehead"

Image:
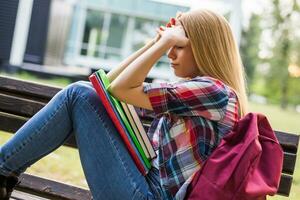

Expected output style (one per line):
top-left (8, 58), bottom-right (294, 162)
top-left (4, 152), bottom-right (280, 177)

top-left (166, 16), bottom-right (181, 27)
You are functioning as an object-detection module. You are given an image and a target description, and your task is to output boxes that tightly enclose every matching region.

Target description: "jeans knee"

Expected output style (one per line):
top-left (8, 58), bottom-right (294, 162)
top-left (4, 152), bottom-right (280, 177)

top-left (66, 81), bottom-right (94, 98)
top-left (64, 81), bottom-right (103, 108)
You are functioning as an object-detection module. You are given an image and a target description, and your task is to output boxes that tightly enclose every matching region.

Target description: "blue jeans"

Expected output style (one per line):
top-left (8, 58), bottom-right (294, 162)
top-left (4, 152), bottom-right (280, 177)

top-left (0, 81), bottom-right (164, 200)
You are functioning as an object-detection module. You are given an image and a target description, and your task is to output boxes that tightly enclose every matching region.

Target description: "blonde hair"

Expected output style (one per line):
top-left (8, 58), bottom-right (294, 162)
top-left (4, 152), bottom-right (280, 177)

top-left (178, 9), bottom-right (248, 116)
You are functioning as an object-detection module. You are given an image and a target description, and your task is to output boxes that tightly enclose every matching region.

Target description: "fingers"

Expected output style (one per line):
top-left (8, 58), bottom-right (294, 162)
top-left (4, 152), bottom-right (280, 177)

top-left (159, 11), bottom-right (182, 30)
top-left (156, 27), bottom-right (164, 35)
top-left (159, 26), bottom-right (166, 31)
top-left (166, 18), bottom-right (176, 28)
top-left (176, 11), bottom-right (183, 19)
top-left (170, 18), bottom-right (176, 25)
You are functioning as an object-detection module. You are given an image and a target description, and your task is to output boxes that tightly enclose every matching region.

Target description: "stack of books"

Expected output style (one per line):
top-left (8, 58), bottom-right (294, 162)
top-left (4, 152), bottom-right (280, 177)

top-left (89, 69), bottom-right (156, 175)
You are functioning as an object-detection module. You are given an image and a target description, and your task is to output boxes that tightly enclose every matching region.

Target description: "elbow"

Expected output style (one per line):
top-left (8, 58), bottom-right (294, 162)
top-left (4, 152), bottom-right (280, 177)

top-left (108, 81), bottom-right (128, 100)
top-left (108, 82), bottom-right (121, 97)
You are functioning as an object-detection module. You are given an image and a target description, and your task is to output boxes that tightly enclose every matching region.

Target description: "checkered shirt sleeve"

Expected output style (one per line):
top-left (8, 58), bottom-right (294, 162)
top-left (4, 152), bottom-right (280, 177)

top-left (143, 76), bottom-right (230, 120)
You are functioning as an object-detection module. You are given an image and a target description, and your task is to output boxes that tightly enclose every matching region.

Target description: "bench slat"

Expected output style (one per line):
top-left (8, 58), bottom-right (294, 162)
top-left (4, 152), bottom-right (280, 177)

top-left (0, 112), bottom-right (78, 148)
top-left (12, 190), bottom-right (50, 200)
top-left (15, 172), bottom-right (292, 198)
top-left (0, 112), bottom-right (27, 133)
top-left (0, 76), bottom-right (60, 100)
top-left (277, 174), bottom-right (293, 196)
top-left (17, 173), bottom-right (92, 200)
top-left (275, 131), bottom-right (299, 154)
top-left (283, 152), bottom-right (297, 175)
top-left (0, 93), bottom-right (46, 117)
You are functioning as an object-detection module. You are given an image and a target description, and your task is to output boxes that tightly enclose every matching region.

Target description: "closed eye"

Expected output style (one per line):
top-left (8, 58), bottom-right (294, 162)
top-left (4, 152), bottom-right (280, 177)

top-left (174, 46), bottom-right (184, 49)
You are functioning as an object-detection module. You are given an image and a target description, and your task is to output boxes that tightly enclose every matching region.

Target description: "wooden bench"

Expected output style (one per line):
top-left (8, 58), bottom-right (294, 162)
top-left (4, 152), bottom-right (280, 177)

top-left (0, 75), bottom-right (299, 199)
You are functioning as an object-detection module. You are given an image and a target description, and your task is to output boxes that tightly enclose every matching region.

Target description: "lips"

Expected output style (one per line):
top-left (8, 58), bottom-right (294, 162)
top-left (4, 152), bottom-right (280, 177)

top-left (171, 63), bottom-right (179, 68)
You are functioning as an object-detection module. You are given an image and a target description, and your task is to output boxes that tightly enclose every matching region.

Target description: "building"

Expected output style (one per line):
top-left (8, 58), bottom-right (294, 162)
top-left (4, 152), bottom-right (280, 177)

top-left (0, 0), bottom-right (242, 81)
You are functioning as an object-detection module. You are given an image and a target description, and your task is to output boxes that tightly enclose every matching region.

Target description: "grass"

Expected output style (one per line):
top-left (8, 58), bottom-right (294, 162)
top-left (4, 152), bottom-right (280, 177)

top-left (248, 103), bottom-right (300, 200)
top-left (0, 71), bottom-right (72, 88)
top-left (0, 73), bottom-right (299, 197)
top-left (0, 132), bottom-right (88, 188)
top-left (249, 103), bottom-right (300, 134)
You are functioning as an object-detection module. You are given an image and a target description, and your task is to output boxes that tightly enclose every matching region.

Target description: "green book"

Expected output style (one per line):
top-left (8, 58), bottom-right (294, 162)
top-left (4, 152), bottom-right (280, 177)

top-left (96, 69), bottom-right (151, 169)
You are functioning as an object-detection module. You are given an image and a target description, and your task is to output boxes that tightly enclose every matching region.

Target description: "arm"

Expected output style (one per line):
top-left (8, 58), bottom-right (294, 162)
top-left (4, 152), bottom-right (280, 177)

top-left (106, 37), bottom-right (157, 83)
top-left (107, 17), bottom-right (180, 83)
top-left (108, 25), bottom-right (188, 110)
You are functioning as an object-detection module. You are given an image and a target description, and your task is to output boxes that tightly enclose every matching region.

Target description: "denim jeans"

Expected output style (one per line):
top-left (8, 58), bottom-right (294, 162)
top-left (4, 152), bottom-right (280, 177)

top-left (0, 81), bottom-right (164, 200)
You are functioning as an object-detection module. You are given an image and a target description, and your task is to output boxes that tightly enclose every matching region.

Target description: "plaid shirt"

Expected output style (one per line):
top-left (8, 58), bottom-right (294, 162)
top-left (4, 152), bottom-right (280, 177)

top-left (141, 76), bottom-right (239, 199)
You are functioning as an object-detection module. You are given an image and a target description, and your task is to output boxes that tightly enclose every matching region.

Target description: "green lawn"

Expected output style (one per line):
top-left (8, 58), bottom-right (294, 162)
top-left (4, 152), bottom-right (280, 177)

top-left (0, 132), bottom-right (88, 188)
top-left (0, 71), bottom-right (71, 88)
top-left (249, 103), bottom-right (300, 134)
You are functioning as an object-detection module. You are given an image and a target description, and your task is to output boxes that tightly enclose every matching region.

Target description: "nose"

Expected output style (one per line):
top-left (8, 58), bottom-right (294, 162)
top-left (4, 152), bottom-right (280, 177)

top-left (167, 47), bottom-right (176, 60)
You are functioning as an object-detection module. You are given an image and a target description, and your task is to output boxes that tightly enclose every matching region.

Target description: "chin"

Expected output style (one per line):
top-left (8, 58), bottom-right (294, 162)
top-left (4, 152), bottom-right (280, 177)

top-left (174, 71), bottom-right (188, 78)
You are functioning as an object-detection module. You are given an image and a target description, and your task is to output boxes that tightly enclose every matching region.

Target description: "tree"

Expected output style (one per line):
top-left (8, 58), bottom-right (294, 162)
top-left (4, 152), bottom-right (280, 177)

top-left (264, 0), bottom-right (300, 109)
top-left (240, 14), bottom-right (262, 93)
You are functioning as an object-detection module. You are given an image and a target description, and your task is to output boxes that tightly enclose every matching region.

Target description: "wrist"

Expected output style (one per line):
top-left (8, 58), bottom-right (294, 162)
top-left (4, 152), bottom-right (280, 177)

top-left (145, 39), bottom-right (156, 48)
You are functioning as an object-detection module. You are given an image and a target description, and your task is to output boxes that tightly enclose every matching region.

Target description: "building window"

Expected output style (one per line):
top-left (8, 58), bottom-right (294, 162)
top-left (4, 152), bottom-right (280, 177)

top-left (132, 17), bottom-right (156, 51)
top-left (80, 9), bottom-right (105, 57)
top-left (80, 9), bottom-right (170, 70)
top-left (105, 14), bottom-right (128, 60)
top-left (132, 18), bottom-right (169, 69)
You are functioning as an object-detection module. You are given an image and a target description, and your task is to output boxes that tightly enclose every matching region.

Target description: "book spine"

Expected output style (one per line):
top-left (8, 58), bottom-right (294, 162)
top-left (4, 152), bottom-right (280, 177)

top-left (96, 70), bottom-right (151, 169)
top-left (121, 102), bottom-right (151, 159)
top-left (89, 74), bottom-right (148, 175)
top-left (128, 105), bottom-right (157, 159)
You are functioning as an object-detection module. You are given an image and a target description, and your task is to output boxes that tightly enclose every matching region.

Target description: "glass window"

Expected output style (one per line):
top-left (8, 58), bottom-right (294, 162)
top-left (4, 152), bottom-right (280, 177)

top-left (131, 18), bottom-right (170, 69)
top-left (132, 18), bottom-right (157, 52)
top-left (80, 9), bottom-right (104, 57)
top-left (105, 14), bottom-right (129, 60)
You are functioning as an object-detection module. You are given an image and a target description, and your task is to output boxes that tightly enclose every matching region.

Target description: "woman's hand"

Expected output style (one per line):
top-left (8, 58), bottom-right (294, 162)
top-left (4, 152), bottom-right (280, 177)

top-left (156, 18), bottom-right (188, 47)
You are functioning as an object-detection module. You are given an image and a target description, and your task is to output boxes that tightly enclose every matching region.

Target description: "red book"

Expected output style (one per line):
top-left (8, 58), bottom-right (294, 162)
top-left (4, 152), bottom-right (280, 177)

top-left (89, 74), bottom-right (148, 175)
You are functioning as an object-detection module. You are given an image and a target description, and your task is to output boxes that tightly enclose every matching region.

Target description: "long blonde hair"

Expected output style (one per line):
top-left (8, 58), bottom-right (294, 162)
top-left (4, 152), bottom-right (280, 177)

top-left (178, 9), bottom-right (248, 116)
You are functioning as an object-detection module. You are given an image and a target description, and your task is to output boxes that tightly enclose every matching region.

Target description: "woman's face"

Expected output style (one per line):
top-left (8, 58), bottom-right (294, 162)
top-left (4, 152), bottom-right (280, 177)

top-left (167, 42), bottom-right (199, 78)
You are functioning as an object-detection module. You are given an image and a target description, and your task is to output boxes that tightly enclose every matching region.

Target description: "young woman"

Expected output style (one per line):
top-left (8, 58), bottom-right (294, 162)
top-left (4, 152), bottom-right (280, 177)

top-left (0, 9), bottom-right (247, 200)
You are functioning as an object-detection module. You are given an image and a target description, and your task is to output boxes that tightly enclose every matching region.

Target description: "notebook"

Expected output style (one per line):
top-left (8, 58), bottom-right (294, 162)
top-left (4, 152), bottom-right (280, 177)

top-left (89, 69), bottom-right (156, 175)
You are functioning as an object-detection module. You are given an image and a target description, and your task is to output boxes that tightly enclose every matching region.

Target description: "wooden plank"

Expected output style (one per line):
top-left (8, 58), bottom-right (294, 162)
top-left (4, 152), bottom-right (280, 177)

top-left (275, 131), bottom-right (299, 154)
top-left (16, 173), bottom-right (92, 200)
top-left (0, 93), bottom-right (45, 117)
top-left (0, 112), bottom-right (78, 148)
top-left (14, 171), bottom-right (294, 198)
top-left (12, 190), bottom-right (50, 200)
top-left (0, 76), bottom-right (60, 100)
top-left (277, 174), bottom-right (293, 196)
top-left (282, 152), bottom-right (297, 175)
top-left (0, 112), bottom-right (27, 133)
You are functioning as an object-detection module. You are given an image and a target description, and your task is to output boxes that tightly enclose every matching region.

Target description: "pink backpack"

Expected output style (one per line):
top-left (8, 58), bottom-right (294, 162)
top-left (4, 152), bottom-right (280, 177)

top-left (185, 113), bottom-right (283, 200)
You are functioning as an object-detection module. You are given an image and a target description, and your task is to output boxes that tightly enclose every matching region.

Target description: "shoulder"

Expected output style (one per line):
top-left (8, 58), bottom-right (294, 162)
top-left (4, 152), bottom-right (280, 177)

top-left (176, 76), bottom-right (233, 95)
top-left (186, 76), bottom-right (229, 88)
top-left (143, 76), bottom-right (233, 97)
